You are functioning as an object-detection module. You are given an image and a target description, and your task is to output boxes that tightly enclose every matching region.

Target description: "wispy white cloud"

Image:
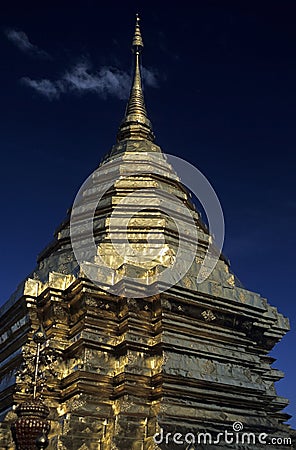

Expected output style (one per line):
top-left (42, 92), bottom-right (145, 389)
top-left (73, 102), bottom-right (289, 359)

top-left (21, 78), bottom-right (61, 100)
top-left (63, 62), bottom-right (130, 99)
top-left (4, 28), bottom-right (51, 59)
top-left (21, 60), bottom-right (159, 100)
top-left (142, 67), bottom-right (158, 88)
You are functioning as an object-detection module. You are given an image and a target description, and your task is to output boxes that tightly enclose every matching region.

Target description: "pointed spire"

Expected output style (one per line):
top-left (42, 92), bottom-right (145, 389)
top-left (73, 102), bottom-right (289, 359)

top-left (117, 14), bottom-right (154, 143)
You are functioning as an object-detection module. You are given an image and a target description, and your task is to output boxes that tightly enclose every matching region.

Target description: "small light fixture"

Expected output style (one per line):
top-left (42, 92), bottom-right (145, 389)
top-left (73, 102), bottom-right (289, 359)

top-left (36, 433), bottom-right (49, 449)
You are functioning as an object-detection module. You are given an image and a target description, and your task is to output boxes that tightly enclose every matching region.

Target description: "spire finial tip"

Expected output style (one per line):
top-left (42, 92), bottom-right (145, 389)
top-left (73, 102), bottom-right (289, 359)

top-left (117, 14), bottom-right (154, 143)
top-left (132, 13), bottom-right (143, 49)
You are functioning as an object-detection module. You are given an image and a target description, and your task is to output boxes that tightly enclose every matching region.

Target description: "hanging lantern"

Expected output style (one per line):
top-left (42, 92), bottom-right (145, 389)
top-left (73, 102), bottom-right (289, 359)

top-left (11, 398), bottom-right (50, 450)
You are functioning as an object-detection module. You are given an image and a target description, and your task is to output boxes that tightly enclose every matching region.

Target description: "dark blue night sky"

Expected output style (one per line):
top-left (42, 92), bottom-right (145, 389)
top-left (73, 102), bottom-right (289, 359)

top-left (1, 0), bottom-right (296, 428)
